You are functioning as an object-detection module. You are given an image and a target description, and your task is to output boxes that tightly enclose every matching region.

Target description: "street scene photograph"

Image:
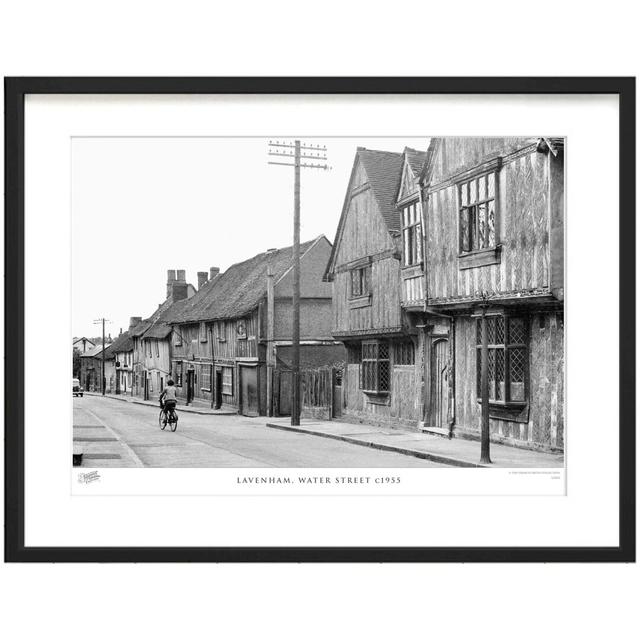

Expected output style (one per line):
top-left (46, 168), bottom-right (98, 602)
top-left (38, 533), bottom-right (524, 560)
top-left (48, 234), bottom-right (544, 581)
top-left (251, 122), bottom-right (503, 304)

top-left (72, 136), bottom-right (565, 470)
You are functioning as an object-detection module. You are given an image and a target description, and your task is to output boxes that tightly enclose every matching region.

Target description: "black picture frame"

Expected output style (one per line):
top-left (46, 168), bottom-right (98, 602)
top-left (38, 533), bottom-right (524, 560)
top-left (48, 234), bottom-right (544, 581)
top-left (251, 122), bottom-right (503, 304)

top-left (4, 77), bottom-right (635, 563)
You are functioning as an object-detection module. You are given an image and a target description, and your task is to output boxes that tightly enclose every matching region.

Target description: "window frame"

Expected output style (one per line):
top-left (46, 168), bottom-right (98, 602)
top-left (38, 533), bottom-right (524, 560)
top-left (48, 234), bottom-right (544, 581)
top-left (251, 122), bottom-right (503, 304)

top-left (401, 200), bottom-right (423, 267)
top-left (394, 339), bottom-right (415, 366)
top-left (221, 366), bottom-right (233, 396)
top-left (458, 170), bottom-right (499, 256)
top-left (475, 313), bottom-right (528, 406)
top-left (349, 265), bottom-right (370, 299)
top-left (200, 364), bottom-right (212, 392)
top-left (361, 340), bottom-right (391, 395)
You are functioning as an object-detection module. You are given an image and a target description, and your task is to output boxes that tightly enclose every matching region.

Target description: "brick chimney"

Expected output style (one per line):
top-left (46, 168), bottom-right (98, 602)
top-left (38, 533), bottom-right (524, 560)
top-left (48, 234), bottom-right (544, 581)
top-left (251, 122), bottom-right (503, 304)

top-left (166, 270), bottom-right (176, 298)
top-left (197, 271), bottom-right (208, 289)
top-left (209, 266), bottom-right (220, 280)
top-left (167, 269), bottom-right (188, 303)
top-left (129, 316), bottom-right (142, 330)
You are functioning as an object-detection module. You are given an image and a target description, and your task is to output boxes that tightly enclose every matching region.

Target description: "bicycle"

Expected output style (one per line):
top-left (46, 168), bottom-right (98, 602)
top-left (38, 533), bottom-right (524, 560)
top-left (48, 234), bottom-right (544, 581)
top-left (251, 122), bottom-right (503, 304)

top-left (159, 403), bottom-right (179, 432)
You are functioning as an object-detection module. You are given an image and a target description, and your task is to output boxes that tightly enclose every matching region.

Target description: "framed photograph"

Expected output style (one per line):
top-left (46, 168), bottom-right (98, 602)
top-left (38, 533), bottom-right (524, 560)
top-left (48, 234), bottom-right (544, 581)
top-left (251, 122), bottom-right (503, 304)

top-left (4, 77), bottom-right (635, 562)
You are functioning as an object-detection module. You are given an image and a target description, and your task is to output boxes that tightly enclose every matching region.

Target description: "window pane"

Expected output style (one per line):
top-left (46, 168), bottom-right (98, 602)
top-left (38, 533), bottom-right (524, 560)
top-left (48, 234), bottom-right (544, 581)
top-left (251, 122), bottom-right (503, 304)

top-left (403, 229), bottom-right (410, 266)
top-left (479, 175), bottom-right (486, 201)
top-left (460, 182), bottom-right (468, 206)
top-left (416, 223), bottom-right (423, 262)
top-left (488, 172), bottom-right (495, 198)
top-left (469, 179), bottom-right (477, 203)
top-left (509, 347), bottom-right (526, 401)
top-left (509, 318), bottom-right (526, 344)
top-left (495, 316), bottom-right (505, 344)
top-left (486, 317), bottom-right (496, 344)
top-left (488, 202), bottom-right (496, 246)
top-left (487, 349), bottom-right (496, 401)
top-left (379, 359), bottom-right (390, 392)
top-left (460, 210), bottom-right (470, 252)
top-left (496, 348), bottom-right (505, 400)
top-left (477, 203), bottom-right (487, 248)
top-left (469, 206), bottom-right (477, 250)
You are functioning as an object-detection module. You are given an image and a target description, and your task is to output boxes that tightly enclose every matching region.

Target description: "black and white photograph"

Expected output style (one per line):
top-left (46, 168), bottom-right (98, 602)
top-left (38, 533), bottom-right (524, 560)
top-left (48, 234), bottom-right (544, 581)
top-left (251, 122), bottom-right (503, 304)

top-left (72, 135), bottom-right (565, 472)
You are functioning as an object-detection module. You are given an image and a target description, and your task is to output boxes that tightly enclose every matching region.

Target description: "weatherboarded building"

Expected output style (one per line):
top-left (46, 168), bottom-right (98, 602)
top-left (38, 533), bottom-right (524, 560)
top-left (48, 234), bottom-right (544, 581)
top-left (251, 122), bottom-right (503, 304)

top-left (169, 236), bottom-right (344, 416)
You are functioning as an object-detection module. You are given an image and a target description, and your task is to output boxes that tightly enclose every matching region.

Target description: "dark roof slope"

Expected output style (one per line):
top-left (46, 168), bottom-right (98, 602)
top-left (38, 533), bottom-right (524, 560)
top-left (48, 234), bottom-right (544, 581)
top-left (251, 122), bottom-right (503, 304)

top-left (172, 238), bottom-right (319, 323)
top-left (357, 148), bottom-right (404, 232)
top-left (143, 297), bottom-right (191, 338)
top-left (109, 330), bottom-right (135, 353)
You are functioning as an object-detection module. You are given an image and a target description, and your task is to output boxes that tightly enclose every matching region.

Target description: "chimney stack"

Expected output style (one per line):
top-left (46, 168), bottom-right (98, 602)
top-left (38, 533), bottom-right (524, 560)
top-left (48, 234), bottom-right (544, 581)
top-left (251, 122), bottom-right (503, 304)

top-left (166, 270), bottom-right (176, 298)
top-left (167, 268), bottom-right (189, 303)
top-left (129, 316), bottom-right (142, 330)
top-left (209, 266), bottom-right (220, 280)
top-left (197, 271), bottom-right (208, 289)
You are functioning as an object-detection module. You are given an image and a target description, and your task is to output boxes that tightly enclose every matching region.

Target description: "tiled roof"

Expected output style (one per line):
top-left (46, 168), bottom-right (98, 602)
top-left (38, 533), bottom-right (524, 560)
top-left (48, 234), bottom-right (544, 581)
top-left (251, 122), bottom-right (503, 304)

top-left (80, 343), bottom-right (108, 358)
top-left (357, 148), bottom-right (404, 232)
top-left (404, 147), bottom-right (428, 178)
top-left (170, 237), bottom-right (320, 324)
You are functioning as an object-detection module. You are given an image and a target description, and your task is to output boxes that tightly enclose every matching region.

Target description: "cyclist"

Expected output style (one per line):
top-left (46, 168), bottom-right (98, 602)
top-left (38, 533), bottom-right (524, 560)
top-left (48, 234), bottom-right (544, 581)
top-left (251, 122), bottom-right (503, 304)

top-left (159, 379), bottom-right (178, 425)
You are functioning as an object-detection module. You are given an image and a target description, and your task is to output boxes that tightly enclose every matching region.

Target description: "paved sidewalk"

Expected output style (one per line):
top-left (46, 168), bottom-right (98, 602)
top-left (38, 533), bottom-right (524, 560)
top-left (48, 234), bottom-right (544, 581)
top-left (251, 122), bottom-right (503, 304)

top-left (84, 391), bottom-right (236, 415)
top-left (265, 418), bottom-right (564, 468)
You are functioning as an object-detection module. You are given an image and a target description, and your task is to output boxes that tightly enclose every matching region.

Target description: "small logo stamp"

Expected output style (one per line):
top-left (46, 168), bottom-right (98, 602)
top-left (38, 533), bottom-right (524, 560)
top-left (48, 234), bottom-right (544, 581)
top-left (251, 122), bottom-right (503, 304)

top-left (78, 470), bottom-right (101, 484)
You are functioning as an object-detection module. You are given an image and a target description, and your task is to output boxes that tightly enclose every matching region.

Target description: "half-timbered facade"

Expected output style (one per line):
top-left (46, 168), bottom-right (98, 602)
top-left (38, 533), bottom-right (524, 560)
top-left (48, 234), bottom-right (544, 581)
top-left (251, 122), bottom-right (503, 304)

top-left (420, 137), bottom-right (564, 451)
top-left (325, 147), bottom-right (427, 427)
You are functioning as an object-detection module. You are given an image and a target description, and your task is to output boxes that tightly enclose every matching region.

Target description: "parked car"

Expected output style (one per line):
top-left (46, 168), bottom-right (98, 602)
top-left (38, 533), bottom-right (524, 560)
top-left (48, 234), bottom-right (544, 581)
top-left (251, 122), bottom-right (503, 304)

top-left (73, 378), bottom-right (84, 397)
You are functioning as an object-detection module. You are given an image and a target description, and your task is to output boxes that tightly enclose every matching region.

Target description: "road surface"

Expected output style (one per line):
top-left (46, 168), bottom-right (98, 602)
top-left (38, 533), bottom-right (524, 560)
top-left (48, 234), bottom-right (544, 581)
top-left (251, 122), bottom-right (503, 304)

top-left (73, 395), bottom-right (446, 468)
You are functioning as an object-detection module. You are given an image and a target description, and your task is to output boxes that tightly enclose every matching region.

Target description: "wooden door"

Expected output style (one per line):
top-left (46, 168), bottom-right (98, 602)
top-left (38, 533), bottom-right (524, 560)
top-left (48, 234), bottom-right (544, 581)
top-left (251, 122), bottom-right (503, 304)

top-left (430, 339), bottom-right (449, 430)
top-left (240, 366), bottom-right (259, 417)
top-left (214, 370), bottom-right (223, 409)
top-left (332, 367), bottom-right (343, 418)
top-left (278, 370), bottom-right (292, 416)
top-left (186, 370), bottom-right (194, 404)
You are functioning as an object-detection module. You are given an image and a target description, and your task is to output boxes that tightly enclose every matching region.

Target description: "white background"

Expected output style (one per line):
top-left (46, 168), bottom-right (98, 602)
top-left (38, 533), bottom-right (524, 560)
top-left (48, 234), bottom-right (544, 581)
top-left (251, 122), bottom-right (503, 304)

top-left (28, 93), bottom-right (597, 547)
top-left (1, 2), bottom-right (638, 640)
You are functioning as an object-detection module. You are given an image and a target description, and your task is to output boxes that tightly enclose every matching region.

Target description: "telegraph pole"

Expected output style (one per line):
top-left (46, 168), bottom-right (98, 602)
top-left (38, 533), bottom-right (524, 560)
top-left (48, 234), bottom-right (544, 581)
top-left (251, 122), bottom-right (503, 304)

top-left (268, 140), bottom-right (330, 426)
top-left (93, 318), bottom-right (110, 395)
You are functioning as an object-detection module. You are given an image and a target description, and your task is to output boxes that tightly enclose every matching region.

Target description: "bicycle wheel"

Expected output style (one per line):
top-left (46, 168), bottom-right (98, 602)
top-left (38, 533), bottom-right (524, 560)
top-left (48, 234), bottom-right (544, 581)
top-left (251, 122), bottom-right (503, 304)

top-left (170, 410), bottom-right (178, 432)
top-left (159, 409), bottom-right (167, 430)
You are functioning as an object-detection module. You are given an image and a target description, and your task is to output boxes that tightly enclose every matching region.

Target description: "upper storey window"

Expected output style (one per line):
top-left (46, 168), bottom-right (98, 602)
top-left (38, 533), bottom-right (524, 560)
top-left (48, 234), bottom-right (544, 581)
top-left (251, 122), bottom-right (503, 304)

top-left (401, 201), bottom-right (423, 266)
top-left (459, 172), bottom-right (497, 254)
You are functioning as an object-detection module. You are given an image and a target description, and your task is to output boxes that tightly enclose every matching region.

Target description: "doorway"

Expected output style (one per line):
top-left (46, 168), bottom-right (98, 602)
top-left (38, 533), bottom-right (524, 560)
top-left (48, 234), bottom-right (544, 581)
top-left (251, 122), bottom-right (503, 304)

top-left (214, 370), bottom-right (223, 409)
top-left (186, 369), bottom-right (195, 404)
top-left (430, 338), bottom-right (449, 430)
top-left (239, 366), bottom-right (259, 417)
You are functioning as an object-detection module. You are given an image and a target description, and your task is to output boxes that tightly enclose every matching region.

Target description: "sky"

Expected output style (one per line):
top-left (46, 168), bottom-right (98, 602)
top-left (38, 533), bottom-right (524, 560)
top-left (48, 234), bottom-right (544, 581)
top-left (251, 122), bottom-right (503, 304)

top-left (71, 136), bottom-right (428, 338)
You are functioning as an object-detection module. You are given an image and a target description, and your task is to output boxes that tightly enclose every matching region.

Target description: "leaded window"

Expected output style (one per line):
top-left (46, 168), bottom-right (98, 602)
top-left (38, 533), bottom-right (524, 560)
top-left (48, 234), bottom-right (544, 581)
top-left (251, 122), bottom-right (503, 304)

top-left (350, 266), bottom-right (370, 298)
top-left (201, 364), bottom-right (212, 391)
top-left (222, 367), bottom-right (233, 395)
top-left (459, 172), bottom-right (497, 253)
top-left (475, 315), bottom-right (527, 404)
top-left (174, 361), bottom-right (183, 387)
top-left (361, 341), bottom-right (390, 394)
top-left (402, 201), bottom-right (423, 266)
top-left (394, 340), bottom-right (415, 366)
